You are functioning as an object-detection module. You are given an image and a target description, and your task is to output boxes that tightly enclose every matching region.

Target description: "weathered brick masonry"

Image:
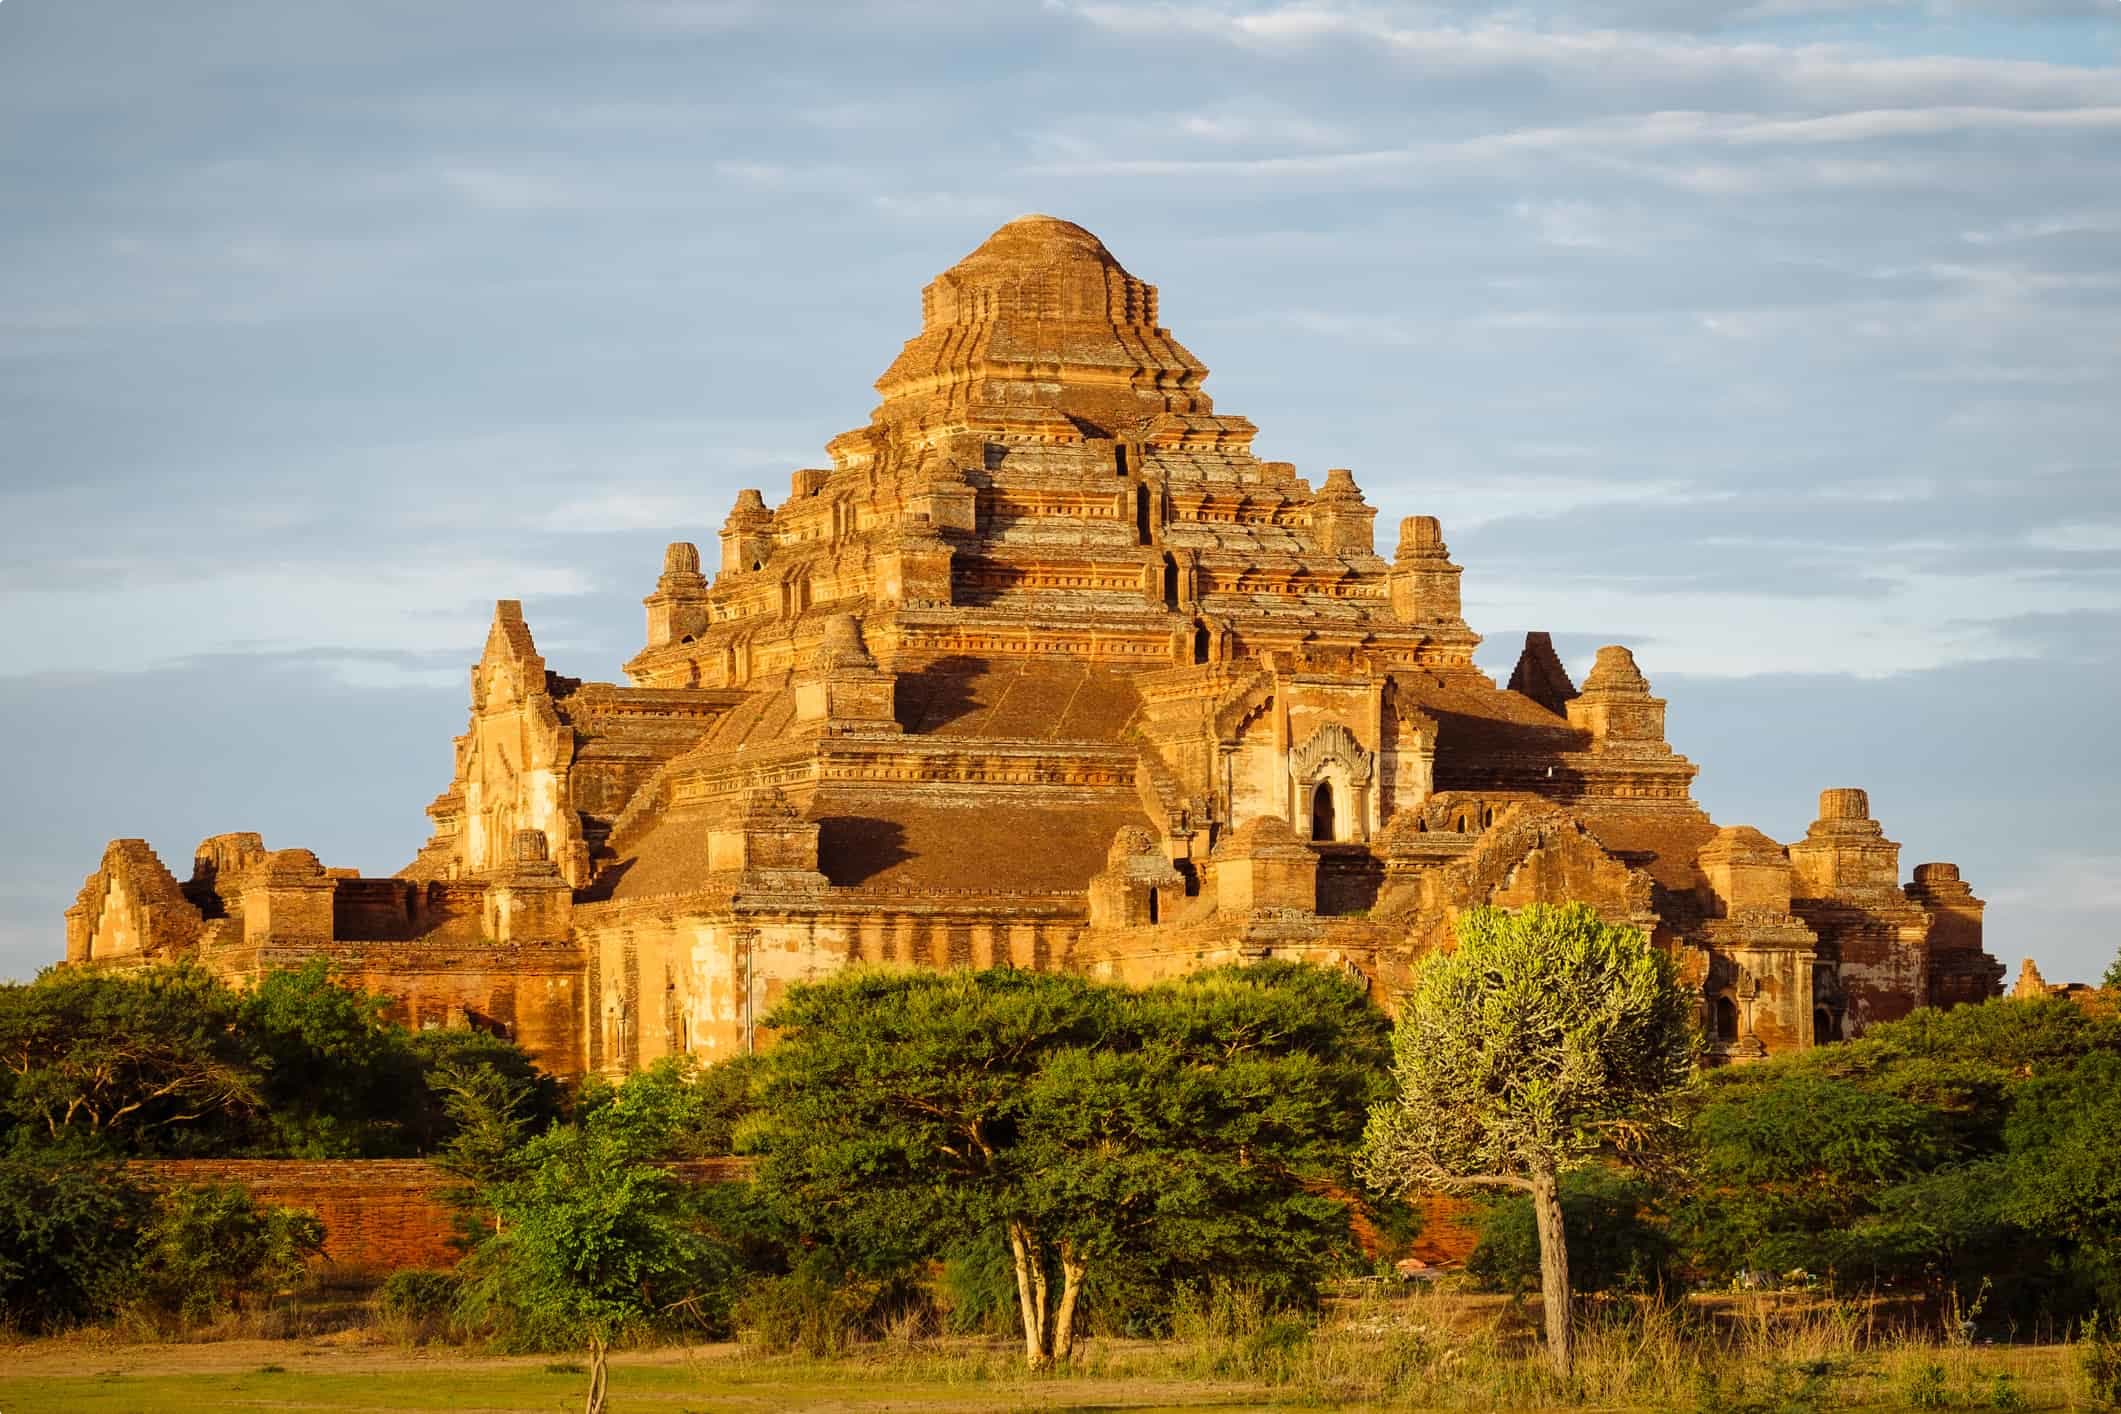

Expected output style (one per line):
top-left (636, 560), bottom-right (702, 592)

top-left (129, 1158), bottom-right (754, 1272)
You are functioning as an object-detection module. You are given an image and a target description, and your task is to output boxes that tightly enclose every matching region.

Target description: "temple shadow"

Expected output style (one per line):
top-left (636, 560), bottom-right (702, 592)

top-left (815, 818), bottom-right (912, 887)
top-left (893, 654), bottom-right (989, 733)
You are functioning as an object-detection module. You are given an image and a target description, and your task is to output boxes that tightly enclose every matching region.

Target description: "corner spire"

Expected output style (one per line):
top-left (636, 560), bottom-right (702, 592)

top-left (1506, 631), bottom-right (1579, 715)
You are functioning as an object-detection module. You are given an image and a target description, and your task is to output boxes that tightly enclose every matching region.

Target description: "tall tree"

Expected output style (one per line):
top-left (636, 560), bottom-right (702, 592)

top-left (750, 964), bottom-right (1387, 1368)
top-left (0, 965), bottom-right (259, 1151)
top-left (237, 959), bottom-right (424, 1156)
top-left (1359, 903), bottom-right (1696, 1378)
top-left (750, 968), bottom-right (1114, 1367)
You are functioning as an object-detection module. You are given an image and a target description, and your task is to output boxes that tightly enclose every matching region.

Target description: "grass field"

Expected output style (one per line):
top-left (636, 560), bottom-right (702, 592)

top-left (0, 1285), bottom-right (2098, 1412)
top-left (0, 1340), bottom-right (1266, 1414)
top-left (0, 1330), bottom-right (2091, 1413)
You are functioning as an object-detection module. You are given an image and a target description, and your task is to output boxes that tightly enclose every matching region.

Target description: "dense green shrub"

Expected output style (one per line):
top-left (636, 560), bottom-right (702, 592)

top-left (132, 1182), bottom-right (324, 1326)
top-left (0, 1152), bottom-right (154, 1332)
top-left (1466, 1166), bottom-right (1681, 1296)
top-left (1677, 997), bottom-right (2121, 1325)
top-left (730, 1258), bottom-right (926, 1355)
top-left (379, 1268), bottom-right (462, 1322)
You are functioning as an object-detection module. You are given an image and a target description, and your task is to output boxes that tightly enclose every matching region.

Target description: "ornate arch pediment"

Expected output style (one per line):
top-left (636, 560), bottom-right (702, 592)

top-left (1289, 721), bottom-right (1374, 786)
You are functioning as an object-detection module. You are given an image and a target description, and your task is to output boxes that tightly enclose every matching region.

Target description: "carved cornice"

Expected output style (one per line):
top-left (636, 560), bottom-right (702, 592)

top-left (1289, 721), bottom-right (1375, 787)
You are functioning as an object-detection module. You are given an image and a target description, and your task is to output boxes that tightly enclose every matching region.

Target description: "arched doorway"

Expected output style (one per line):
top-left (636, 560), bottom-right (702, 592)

top-left (1192, 624), bottom-right (1210, 664)
top-left (1147, 886), bottom-right (1160, 924)
top-left (1813, 1007), bottom-right (1837, 1044)
top-left (1311, 781), bottom-right (1337, 842)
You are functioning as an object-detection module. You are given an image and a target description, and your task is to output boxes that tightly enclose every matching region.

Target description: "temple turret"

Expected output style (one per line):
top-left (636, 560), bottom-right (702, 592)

top-left (1566, 645), bottom-right (1669, 752)
top-left (1788, 788), bottom-right (1900, 897)
top-left (645, 541), bottom-right (711, 649)
top-left (1388, 516), bottom-right (1465, 626)
top-left (1507, 632), bottom-right (1579, 715)
top-left (718, 489), bottom-right (773, 579)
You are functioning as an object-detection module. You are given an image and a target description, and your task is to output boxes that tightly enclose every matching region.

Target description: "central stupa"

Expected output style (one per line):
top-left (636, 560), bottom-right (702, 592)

top-left (868, 214), bottom-right (1212, 436)
top-left (63, 217), bottom-right (2003, 1076)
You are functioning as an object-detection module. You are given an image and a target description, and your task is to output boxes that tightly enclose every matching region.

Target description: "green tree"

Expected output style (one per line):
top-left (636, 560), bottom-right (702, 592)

top-left (405, 1026), bottom-right (566, 1156)
top-left (749, 963), bottom-right (1387, 1368)
top-left (749, 968), bottom-right (1112, 1366)
top-left (236, 960), bottom-right (425, 1156)
top-left (1015, 964), bottom-right (1390, 1339)
top-left (0, 965), bottom-right (259, 1152)
top-left (1358, 903), bottom-right (1696, 1378)
top-left (576, 1054), bottom-right (760, 1161)
top-left (1673, 996), bottom-right (2121, 1324)
top-left (459, 1110), bottom-right (736, 1413)
top-left (1680, 1073), bottom-right (1949, 1279)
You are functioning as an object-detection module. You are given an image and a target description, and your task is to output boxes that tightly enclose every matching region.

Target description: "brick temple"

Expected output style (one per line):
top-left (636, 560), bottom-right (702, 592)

top-left (64, 216), bottom-right (2004, 1076)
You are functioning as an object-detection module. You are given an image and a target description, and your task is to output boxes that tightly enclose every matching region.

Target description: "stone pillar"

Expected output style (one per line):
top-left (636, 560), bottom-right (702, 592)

top-left (906, 474), bottom-right (977, 533)
top-left (1087, 827), bottom-right (1187, 930)
top-left (873, 522), bottom-right (955, 608)
top-left (792, 615), bottom-right (901, 737)
top-left (1206, 816), bottom-right (1319, 915)
top-left (1906, 862), bottom-right (2003, 1006)
top-left (1788, 788), bottom-right (1901, 898)
top-left (1696, 826), bottom-right (1792, 917)
top-left (705, 788), bottom-right (829, 895)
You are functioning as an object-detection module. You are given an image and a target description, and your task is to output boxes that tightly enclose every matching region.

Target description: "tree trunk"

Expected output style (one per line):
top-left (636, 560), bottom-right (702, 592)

top-left (1052, 1243), bottom-right (1089, 1366)
top-left (584, 1333), bottom-right (609, 1414)
top-left (1008, 1222), bottom-right (1052, 1369)
top-left (1530, 1168), bottom-right (1573, 1380)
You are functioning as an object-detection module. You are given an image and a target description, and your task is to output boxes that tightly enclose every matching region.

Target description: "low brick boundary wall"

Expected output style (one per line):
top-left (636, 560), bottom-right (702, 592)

top-left (1406, 1194), bottom-right (1481, 1265)
top-left (129, 1158), bottom-right (755, 1272)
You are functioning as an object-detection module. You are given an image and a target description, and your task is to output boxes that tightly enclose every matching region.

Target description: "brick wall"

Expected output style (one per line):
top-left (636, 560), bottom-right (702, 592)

top-left (129, 1158), bottom-right (755, 1273)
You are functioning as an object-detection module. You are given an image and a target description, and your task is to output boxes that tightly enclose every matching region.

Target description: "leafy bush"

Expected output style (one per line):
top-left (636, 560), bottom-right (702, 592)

top-left (379, 1268), bottom-right (461, 1321)
top-left (378, 1267), bottom-right (463, 1345)
top-left (2082, 1311), bottom-right (2121, 1409)
top-left (1677, 997), bottom-right (2121, 1325)
top-left (132, 1182), bottom-right (324, 1326)
top-left (1467, 1166), bottom-right (1680, 1296)
top-left (0, 1152), bottom-right (154, 1332)
top-left (733, 1265), bottom-right (879, 1356)
top-left (455, 1119), bottom-right (738, 1355)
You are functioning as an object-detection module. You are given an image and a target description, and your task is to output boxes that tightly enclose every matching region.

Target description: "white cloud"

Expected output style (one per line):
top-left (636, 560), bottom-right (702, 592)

top-left (1059, 4), bottom-right (2121, 108)
top-left (1468, 561), bottom-right (2121, 678)
top-left (1986, 852), bottom-right (2121, 916)
top-left (0, 561), bottom-right (596, 680)
top-left (2025, 522), bottom-right (2121, 552)
top-left (533, 491), bottom-right (747, 534)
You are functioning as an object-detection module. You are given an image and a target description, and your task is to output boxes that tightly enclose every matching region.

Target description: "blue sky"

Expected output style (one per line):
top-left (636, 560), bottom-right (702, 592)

top-left (1, 0), bottom-right (2115, 983)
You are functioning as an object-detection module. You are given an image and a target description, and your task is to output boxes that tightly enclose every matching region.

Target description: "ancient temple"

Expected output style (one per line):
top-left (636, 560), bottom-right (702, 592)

top-left (63, 216), bottom-right (2003, 1076)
